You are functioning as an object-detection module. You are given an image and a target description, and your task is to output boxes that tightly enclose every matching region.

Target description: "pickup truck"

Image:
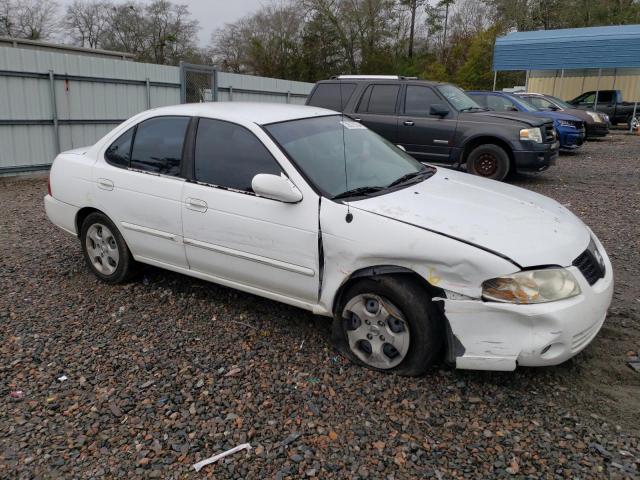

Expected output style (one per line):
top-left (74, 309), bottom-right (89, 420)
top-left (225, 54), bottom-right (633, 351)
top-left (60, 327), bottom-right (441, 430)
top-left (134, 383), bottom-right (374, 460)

top-left (568, 89), bottom-right (639, 129)
top-left (306, 76), bottom-right (559, 182)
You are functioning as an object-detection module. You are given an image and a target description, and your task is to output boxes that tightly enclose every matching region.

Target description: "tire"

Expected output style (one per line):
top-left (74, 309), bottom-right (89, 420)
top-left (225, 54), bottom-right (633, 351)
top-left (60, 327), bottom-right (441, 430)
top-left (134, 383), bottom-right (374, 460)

top-left (466, 144), bottom-right (510, 181)
top-left (80, 212), bottom-right (137, 284)
top-left (332, 275), bottom-right (444, 376)
top-left (627, 114), bottom-right (639, 131)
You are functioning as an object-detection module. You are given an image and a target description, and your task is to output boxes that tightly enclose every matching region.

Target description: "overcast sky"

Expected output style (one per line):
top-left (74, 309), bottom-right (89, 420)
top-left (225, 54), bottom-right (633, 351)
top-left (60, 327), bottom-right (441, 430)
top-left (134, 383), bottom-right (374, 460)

top-left (56, 0), bottom-right (267, 47)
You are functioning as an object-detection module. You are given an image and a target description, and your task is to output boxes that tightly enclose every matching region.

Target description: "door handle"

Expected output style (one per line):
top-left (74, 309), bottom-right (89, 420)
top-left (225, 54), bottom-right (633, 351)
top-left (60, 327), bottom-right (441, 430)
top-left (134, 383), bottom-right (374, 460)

top-left (403, 120), bottom-right (415, 126)
top-left (97, 178), bottom-right (114, 190)
top-left (185, 197), bottom-right (207, 212)
top-left (353, 117), bottom-right (361, 122)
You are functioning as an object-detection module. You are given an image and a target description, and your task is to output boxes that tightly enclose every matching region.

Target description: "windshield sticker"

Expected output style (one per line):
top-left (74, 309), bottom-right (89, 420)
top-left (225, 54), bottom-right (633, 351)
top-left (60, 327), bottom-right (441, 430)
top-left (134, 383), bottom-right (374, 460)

top-left (340, 120), bottom-right (366, 130)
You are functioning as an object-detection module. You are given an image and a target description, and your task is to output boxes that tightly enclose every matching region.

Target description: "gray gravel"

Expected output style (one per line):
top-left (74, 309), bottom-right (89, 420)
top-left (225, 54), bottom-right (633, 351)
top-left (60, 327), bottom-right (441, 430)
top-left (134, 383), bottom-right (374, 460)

top-left (1, 132), bottom-right (639, 479)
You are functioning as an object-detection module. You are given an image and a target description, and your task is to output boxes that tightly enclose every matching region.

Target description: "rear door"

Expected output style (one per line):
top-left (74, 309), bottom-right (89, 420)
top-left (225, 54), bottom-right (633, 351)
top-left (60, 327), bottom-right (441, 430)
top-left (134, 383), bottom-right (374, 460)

top-left (351, 83), bottom-right (400, 142)
top-left (92, 116), bottom-right (190, 268)
top-left (397, 84), bottom-right (456, 163)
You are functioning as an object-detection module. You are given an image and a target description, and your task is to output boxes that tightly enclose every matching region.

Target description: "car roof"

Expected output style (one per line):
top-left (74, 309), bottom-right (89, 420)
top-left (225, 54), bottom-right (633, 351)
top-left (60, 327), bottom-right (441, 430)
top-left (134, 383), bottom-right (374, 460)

top-left (317, 78), bottom-right (444, 86)
top-left (144, 102), bottom-right (337, 125)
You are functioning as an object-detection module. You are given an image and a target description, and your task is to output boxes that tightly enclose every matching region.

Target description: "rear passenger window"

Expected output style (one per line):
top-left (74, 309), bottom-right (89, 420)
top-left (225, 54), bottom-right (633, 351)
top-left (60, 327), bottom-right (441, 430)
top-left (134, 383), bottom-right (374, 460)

top-left (404, 86), bottom-right (442, 116)
top-left (130, 116), bottom-right (189, 175)
top-left (357, 85), bottom-right (399, 114)
top-left (308, 83), bottom-right (356, 111)
top-left (195, 118), bottom-right (282, 192)
top-left (105, 128), bottom-right (133, 168)
top-left (486, 95), bottom-right (517, 112)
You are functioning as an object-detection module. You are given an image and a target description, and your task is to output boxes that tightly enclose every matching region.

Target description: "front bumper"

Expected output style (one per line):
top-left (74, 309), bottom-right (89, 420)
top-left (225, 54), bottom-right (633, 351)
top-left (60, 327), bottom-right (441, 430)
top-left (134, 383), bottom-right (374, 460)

top-left (443, 236), bottom-right (613, 371)
top-left (559, 128), bottom-right (586, 150)
top-left (513, 141), bottom-right (559, 172)
top-left (586, 123), bottom-right (610, 137)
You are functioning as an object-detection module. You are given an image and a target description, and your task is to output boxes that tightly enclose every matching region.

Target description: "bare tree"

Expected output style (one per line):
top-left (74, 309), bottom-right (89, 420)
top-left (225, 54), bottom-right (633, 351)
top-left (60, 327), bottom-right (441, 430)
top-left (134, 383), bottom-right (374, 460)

top-left (0, 0), bottom-right (59, 40)
top-left (63, 0), bottom-right (111, 48)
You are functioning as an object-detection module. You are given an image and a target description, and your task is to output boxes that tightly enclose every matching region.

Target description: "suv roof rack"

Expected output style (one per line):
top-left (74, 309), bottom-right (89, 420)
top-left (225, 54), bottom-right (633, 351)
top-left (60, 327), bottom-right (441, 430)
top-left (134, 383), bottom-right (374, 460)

top-left (330, 75), bottom-right (420, 80)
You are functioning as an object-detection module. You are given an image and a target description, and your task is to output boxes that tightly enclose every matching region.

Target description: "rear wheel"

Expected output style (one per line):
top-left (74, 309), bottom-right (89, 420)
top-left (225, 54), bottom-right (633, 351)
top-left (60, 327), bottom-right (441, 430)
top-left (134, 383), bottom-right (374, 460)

top-left (466, 144), bottom-right (510, 181)
top-left (627, 114), bottom-right (639, 131)
top-left (332, 275), bottom-right (443, 376)
top-left (80, 212), bottom-right (137, 284)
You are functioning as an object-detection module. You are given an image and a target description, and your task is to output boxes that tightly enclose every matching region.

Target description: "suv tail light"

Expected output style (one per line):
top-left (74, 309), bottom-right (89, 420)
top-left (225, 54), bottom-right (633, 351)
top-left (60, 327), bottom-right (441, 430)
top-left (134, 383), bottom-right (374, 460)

top-left (47, 176), bottom-right (52, 196)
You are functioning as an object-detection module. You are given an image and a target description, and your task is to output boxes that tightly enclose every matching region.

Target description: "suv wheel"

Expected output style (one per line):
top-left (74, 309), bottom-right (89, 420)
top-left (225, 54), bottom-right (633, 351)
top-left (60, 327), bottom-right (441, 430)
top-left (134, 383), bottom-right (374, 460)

top-left (466, 144), bottom-right (510, 181)
top-left (80, 212), bottom-right (137, 284)
top-left (332, 275), bottom-right (443, 376)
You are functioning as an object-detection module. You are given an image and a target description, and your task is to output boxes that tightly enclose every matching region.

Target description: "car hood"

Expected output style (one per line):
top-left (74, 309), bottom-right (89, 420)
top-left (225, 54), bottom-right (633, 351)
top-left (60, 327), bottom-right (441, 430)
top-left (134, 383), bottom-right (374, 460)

top-left (531, 110), bottom-right (582, 122)
top-left (464, 110), bottom-right (547, 127)
top-left (348, 168), bottom-right (590, 268)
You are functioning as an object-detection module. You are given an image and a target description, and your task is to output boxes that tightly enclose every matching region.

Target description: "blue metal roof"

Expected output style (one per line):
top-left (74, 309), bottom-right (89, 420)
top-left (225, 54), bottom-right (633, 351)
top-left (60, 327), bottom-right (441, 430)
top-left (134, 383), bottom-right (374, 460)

top-left (493, 24), bottom-right (640, 71)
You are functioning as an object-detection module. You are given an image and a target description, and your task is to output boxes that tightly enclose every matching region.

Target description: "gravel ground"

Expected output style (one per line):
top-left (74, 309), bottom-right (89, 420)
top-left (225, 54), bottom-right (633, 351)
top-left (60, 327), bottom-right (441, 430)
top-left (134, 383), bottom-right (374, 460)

top-left (1, 132), bottom-right (639, 479)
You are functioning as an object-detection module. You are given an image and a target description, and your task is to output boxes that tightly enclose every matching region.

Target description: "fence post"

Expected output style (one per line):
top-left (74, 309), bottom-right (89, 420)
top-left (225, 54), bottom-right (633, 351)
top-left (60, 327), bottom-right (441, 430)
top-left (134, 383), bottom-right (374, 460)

top-left (179, 61), bottom-right (186, 103)
top-left (145, 77), bottom-right (151, 109)
top-left (212, 68), bottom-right (218, 102)
top-left (492, 71), bottom-right (497, 91)
top-left (286, 91), bottom-right (291, 103)
top-left (229, 85), bottom-right (233, 101)
top-left (48, 70), bottom-right (60, 155)
top-left (594, 68), bottom-right (602, 112)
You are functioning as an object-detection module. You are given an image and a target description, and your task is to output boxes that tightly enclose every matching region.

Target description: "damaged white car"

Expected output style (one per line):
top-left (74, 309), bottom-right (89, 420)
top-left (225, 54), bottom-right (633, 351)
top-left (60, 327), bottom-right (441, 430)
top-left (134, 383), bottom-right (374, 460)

top-left (45, 103), bottom-right (613, 374)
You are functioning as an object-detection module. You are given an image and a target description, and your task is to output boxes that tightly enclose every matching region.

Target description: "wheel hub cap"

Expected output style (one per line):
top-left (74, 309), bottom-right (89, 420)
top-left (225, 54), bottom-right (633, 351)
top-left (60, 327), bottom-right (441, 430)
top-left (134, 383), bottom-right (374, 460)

top-left (85, 223), bottom-right (119, 275)
top-left (342, 294), bottom-right (410, 369)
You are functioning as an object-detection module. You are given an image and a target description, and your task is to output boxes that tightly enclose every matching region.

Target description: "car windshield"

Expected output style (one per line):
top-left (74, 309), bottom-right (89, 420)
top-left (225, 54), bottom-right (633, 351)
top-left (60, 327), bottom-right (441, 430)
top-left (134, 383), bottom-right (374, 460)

top-left (437, 84), bottom-right (482, 111)
top-left (265, 115), bottom-right (431, 199)
top-left (512, 95), bottom-right (539, 112)
top-left (547, 95), bottom-right (573, 109)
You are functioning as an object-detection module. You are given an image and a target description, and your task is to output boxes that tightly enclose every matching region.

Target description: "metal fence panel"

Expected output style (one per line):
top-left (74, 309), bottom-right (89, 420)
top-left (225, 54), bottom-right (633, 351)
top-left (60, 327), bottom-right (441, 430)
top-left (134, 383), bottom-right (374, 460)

top-left (1, 45), bottom-right (314, 174)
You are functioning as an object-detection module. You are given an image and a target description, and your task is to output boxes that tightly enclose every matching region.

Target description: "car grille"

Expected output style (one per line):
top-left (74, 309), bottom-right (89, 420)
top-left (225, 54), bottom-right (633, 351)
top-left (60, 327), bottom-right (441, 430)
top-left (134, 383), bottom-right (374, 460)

top-left (543, 123), bottom-right (555, 142)
top-left (568, 120), bottom-right (585, 129)
top-left (572, 249), bottom-right (605, 285)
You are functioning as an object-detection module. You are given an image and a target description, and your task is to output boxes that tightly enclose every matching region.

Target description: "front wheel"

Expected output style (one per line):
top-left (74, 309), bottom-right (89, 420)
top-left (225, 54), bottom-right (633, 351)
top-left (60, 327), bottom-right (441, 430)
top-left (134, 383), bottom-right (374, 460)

top-left (466, 144), bottom-right (510, 181)
top-left (332, 275), bottom-right (443, 376)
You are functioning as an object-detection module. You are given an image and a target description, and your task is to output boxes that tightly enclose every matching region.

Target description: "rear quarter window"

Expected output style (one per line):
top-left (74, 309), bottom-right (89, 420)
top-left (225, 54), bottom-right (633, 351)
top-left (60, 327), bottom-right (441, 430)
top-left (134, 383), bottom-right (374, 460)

top-left (307, 83), bottom-right (356, 111)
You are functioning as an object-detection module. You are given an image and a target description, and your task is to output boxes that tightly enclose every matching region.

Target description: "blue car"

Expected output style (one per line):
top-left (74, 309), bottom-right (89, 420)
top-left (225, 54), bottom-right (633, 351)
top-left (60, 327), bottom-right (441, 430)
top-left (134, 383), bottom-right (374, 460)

top-left (468, 91), bottom-right (586, 150)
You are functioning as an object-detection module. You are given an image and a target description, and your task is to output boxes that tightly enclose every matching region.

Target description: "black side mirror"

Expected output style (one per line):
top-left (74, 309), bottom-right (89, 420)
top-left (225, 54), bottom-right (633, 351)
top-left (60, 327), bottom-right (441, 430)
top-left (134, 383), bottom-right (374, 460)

top-left (549, 105), bottom-right (560, 111)
top-left (430, 104), bottom-right (450, 117)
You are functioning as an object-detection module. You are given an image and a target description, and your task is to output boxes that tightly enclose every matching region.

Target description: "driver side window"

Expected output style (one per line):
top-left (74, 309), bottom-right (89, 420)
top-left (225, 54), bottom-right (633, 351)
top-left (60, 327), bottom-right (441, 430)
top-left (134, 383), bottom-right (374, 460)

top-left (528, 97), bottom-right (553, 110)
top-left (194, 118), bottom-right (283, 192)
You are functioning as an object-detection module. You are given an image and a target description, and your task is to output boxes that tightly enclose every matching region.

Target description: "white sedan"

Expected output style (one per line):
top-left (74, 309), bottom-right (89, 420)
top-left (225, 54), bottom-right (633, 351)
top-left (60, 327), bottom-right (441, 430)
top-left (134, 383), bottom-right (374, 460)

top-left (45, 103), bottom-right (613, 374)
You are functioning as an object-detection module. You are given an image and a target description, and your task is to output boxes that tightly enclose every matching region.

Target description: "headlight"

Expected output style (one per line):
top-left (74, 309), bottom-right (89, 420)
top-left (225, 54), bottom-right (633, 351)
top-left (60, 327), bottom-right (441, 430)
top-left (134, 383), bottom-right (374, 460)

top-left (520, 127), bottom-right (543, 143)
top-left (482, 268), bottom-right (581, 304)
top-left (586, 111), bottom-right (600, 122)
top-left (558, 119), bottom-right (576, 128)
top-left (599, 113), bottom-right (609, 122)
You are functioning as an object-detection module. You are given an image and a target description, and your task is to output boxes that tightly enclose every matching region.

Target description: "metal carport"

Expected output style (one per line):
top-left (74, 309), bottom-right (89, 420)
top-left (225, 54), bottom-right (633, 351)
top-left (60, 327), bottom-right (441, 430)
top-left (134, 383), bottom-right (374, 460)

top-left (492, 25), bottom-right (640, 108)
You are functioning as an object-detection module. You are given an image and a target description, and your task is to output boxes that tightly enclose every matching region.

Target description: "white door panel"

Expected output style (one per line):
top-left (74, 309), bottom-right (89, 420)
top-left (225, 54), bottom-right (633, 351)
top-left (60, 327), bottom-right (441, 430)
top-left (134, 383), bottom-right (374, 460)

top-left (182, 183), bottom-right (319, 302)
top-left (92, 165), bottom-right (188, 268)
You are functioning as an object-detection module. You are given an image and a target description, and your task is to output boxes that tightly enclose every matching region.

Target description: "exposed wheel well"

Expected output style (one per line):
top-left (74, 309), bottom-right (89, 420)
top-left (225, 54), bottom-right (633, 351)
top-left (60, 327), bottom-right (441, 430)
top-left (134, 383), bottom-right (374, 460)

top-left (75, 207), bottom-right (103, 237)
top-left (462, 137), bottom-right (515, 172)
top-left (332, 265), bottom-right (445, 317)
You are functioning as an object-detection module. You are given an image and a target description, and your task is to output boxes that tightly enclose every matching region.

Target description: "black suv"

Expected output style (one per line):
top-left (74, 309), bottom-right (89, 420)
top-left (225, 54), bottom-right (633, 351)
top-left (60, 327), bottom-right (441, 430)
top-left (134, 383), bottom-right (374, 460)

top-left (306, 76), bottom-right (559, 181)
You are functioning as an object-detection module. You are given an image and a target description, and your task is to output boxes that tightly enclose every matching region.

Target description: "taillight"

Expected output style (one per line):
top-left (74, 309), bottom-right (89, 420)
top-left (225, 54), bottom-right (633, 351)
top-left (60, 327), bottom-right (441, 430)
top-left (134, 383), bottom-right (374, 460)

top-left (47, 176), bottom-right (52, 196)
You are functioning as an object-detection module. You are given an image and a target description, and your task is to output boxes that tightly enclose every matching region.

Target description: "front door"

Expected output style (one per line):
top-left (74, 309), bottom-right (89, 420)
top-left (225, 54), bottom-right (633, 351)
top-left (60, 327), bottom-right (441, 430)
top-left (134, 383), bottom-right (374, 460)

top-left (397, 85), bottom-right (456, 163)
top-left (181, 118), bottom-right (320, 303)
top-left (92, 116), bottom-right (191, 268)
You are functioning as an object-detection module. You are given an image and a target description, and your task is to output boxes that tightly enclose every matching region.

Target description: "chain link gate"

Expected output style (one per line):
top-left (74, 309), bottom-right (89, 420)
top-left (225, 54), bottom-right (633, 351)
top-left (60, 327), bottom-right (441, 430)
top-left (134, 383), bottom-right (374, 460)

top-left (179, 62), bottom-right (217, 103)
